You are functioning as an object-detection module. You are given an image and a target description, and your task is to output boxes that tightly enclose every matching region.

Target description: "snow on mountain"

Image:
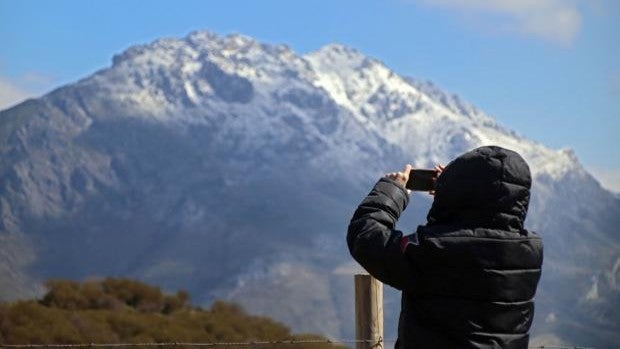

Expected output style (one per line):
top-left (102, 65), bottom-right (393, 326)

top-left (91, 30), bottom-right (579, 181)
top-left (305, 43), bottom-right (578, 180)
top-left (0, 31), bottom-right (618, 346)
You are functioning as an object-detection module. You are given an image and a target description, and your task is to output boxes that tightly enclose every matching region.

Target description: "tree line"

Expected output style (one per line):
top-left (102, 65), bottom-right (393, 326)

top-left (0, 278), bottom-right (339, 349)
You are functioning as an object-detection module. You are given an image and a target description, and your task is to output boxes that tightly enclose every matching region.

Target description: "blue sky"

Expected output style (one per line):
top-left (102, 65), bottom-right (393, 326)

top-left (1, 0), bottom-right (618, 190)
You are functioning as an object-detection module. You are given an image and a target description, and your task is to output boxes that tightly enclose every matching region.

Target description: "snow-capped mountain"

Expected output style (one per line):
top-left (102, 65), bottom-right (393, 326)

top-left (0, 31), bottom-right (618, 347)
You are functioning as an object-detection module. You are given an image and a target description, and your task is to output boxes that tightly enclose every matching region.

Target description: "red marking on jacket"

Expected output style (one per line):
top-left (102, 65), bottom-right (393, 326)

top-left (400, 236), bottom-right (409, 253)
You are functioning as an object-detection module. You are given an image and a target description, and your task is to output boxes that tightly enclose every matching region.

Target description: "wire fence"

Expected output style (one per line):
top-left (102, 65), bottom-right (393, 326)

top-left (0, 340), bottom-right (371, 348)
top-left (0, 340), bottom-right (598, 349)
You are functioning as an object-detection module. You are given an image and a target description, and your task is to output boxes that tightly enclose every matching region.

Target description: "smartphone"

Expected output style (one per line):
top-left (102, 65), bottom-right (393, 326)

top-left (406, 169), bottom-right (438, 191)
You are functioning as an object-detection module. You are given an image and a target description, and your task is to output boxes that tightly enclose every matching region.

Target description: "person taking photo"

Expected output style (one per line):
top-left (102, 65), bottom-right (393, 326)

top-left (347, 146), bottom-right (543, 349)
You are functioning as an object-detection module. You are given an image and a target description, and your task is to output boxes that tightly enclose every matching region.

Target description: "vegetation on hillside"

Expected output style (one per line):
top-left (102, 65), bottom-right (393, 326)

top-left (0, 278), bottom-right (338, 348)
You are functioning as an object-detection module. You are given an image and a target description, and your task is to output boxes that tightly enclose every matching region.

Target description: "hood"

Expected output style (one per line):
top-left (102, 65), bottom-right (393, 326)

top-left (426, 146), bottom-right (532, 233)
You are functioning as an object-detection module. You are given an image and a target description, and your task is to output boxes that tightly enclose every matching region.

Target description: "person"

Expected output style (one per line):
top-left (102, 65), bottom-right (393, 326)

top-left (347, 145), bottom-right (543, 349)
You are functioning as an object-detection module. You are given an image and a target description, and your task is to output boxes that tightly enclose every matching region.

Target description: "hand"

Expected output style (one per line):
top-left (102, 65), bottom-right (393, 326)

top-left (385, 164), bottom-right (412, 194)
top-left (429, 164), bottom-right (445, 196)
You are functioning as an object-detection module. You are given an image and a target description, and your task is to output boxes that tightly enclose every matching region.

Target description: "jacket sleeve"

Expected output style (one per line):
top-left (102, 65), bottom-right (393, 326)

top-left (347, 177), bottom-right (416, 290)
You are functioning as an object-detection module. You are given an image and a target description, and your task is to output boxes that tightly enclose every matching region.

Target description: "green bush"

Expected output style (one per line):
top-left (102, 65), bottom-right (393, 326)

top-left (0, 278), bottom-right (340, 349)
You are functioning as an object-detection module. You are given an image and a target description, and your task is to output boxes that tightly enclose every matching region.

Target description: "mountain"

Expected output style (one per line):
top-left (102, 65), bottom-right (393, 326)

top-left (0, 30), bottom-right (618, 347)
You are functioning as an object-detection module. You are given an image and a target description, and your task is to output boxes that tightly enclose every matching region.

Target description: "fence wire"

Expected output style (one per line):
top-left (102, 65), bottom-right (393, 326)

top-left (0, 341), bottom-right (597, 349)
top-left (0, 339), bottom-right (369, 348)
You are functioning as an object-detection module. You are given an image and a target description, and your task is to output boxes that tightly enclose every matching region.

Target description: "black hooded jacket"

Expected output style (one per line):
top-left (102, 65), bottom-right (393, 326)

top-left (347, 146), bottom-right (543, 348)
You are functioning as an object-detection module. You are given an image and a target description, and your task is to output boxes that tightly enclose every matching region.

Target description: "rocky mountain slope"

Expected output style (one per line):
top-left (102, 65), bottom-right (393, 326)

top-left (0, 31), bottom-right (618, 346)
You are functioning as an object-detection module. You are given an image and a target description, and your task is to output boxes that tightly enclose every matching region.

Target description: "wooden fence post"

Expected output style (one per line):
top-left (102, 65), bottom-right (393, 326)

top-left (355, 274), bottom-right (384, 349)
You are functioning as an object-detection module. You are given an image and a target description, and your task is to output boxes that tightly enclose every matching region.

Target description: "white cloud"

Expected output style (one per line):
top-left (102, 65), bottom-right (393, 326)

top-left (0, 73), bottom-right (56, 111)
top-left (588, 166), bottom-right (620, 193)
top-left (0, 77), bottom-right (32, 110)
top-left (418, 0), bottom-right (584, 45)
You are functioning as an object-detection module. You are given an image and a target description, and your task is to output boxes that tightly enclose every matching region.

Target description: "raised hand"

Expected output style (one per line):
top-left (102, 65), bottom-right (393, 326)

top-left (429, 164), bottom-right (445, 196)
top-left (385, 164), bottom-right (413, 194)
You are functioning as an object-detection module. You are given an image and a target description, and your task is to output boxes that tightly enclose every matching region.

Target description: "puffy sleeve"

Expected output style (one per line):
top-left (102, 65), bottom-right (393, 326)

top-left (347, 178), bottom-right (417, 290)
